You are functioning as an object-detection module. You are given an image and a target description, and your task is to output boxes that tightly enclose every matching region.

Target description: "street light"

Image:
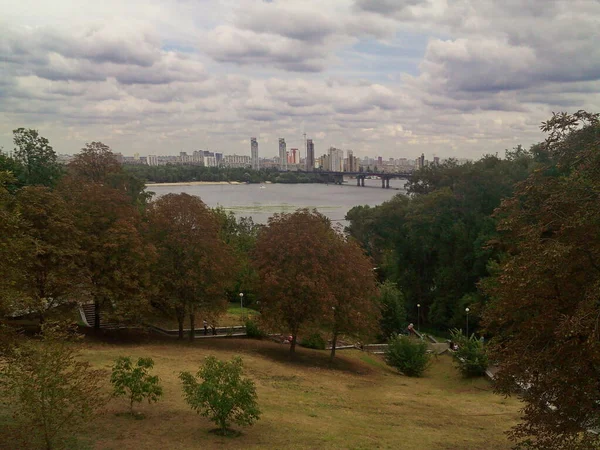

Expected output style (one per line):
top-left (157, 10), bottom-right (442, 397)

top-left (417, 303), bottom-right (421, 332)
top-left (239, 293), bottom-right (244, 322)
top-left (465, 307), bottom-right (470, 337)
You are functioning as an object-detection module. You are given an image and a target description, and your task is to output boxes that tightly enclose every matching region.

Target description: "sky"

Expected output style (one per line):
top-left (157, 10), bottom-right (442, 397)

top-left (1, 0), bottom-right (599, 160)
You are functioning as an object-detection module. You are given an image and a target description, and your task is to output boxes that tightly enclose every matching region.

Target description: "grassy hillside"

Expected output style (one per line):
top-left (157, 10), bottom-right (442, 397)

top-left (50, 336), bottom-right (522, 450)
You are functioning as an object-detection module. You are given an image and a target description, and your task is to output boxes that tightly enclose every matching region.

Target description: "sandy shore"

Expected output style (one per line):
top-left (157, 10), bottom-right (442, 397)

top-left (145, 181), bottom-right (245, 187)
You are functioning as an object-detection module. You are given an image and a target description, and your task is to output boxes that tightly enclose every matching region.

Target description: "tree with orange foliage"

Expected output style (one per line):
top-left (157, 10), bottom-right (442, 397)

top-left (254, 209), bottom-right (357, 355)
top-left (325, 237), bottom-right (380, 362)
top-left (68, 142), bottom-right (148, 205)
top-left (148, 193), bottom-right (237, 340)
top-left (59, 177), bottom-right (155, 330)
top-left (11, 186), bottom-right (82, 323)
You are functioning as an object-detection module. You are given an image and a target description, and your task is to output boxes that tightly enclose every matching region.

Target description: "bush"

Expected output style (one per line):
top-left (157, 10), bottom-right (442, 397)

top-left (449, 329), bottom-right (488, 377)
top-left (245, 319), bottom-right (265, 339)
top-left (179, 356), bottom-right (261, 435)
top-left (385, 334), bottom-right (430, 377)
top-left (300, 332), bottom-right (326, 350)
top-left (0, 323), bottom-right (105, 450)
top-left (110, 356), bottom-right (163, 414)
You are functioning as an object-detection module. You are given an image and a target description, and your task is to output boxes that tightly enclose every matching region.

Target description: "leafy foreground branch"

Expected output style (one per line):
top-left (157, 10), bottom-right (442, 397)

top-left (180, 356), bottom-right (261, 436)
top-left (0, 323), bottom-right (106, 450)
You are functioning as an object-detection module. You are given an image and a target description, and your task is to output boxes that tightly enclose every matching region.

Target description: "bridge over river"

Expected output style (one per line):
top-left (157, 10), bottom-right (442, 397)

top-left (293, 170), bottom-right (413, 189)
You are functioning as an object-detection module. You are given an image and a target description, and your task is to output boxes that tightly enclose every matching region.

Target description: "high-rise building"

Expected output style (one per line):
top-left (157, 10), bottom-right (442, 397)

top-left (251, 137), bottom-right (259, 170)
top-left (306, 139), bottom-right (315, 171)
top-left (347, 150), bottom-right (354, 172)
top-left (279, 138), bottom-right (287, 170)
top-left (291, 148), bottom-right (298, 164)
top-left (328, 147), bottom-right (344, 172)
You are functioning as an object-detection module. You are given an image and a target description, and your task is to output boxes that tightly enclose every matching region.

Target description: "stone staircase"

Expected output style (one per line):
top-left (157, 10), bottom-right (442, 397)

top-left (79, 303), bottom-right (122, 329)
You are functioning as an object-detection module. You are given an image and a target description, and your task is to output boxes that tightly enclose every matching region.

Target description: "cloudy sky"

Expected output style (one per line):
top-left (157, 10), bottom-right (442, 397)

top-left (1, 0), bottom-right (599, 160)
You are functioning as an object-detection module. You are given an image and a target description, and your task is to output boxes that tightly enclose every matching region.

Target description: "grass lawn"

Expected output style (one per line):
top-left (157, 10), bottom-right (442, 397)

top-left (145, 305), bottom-right (259, 330)
top-left (49, 335), bottom-right (521, 449)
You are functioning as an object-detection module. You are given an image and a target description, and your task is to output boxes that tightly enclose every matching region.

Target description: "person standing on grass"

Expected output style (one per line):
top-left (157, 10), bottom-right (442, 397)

top-left (203, 320), bottom-right (208, 336)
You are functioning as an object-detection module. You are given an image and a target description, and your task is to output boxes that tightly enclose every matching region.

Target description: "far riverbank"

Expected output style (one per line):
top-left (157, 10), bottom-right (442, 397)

top-left (146, 181), bottom-right (249, 187)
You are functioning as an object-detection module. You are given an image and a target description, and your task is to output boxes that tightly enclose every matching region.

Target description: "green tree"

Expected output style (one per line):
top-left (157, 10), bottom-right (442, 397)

top-left (213, 208), bottom-right (262, 306)
top-left (148, 194), bottom-right (237, 340)
top-left (346, 152), bottom-right (535, 332)
top-left (110, 356), bottom-right (163, 415)
top-left (378, 280), bottom-right (407, 340)
top-left (384, 334), bottom-right (430, 377)
top-left (0, 323), bottom-right (105, 449)
top-left (12, 128), bottom-right (62, 187)
top-left (0, 152), bottom-right (25, 192)
top-left (179, 356), bottom-right (261, 436)
top-left (449, 329), bottom-right (488, 377)
top-left (482, 111), bottom-right (600, 449)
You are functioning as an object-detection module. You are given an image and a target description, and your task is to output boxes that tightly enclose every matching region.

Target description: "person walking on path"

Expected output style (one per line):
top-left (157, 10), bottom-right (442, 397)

top-left (203, 320), bottom-right (208, 336)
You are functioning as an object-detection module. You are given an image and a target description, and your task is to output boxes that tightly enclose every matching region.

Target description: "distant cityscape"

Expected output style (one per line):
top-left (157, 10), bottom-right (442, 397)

top-left (54, 138), bottom-right (473, 173)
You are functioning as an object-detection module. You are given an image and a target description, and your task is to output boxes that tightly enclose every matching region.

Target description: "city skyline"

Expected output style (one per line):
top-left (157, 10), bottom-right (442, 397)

top-left (2, 1), bottom-right (599, 159)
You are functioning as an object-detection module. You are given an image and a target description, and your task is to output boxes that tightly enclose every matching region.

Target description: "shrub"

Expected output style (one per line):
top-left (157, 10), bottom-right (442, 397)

top-left (0, 323), bottom-right (105, 450)
top-left (180, 356), bottom-right (261, 436)
top-left (449, 329), bottom-right (488, 377)
top-left (385, 334), bottom-right (430, 377)
top-left (245, 319), bottom-right (265, 339)
top-left (300, 332), bottom-right (326, 350)
top-left (110, 356), bottom-right (163, 415)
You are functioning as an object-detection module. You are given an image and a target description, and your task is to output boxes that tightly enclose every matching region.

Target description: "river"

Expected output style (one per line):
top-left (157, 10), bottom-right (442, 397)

top-left (147, 178), bottom-right (405, 224)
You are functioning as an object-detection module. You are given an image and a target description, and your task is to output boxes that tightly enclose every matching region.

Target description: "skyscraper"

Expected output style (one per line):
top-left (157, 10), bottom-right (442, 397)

top-left (279, 138), bottom-right (287, 170)
top-left (306, 139), bottom-right (315, 171)
top-left (328, 147), bottom-right (344, 171)
top-left (347, 149), bottom-right (354, 172)
top-left (251, 137), bottom-right (259, 170)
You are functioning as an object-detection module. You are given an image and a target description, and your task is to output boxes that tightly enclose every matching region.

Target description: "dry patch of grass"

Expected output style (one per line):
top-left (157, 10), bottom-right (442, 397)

top-left (75, 337), bottom-right (519, 450)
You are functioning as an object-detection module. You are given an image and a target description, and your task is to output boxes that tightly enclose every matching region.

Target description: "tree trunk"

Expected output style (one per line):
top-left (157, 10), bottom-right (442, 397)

top-left (189, 313), bottom-right (195, 341)
top-left (329, 331), bottom-right (338, 364)
top-left (94, 300), bottom-right (100, 330)
top-left (177, 309), bottom-right (185, 340)
top-left (289, 334), bottom-right (297, 355)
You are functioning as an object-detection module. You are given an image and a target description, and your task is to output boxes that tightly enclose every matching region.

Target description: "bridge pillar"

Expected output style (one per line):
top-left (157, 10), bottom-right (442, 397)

top-left (381, 178), bottom-right (385, 189)
top-left (361, 177), bottom-right (365, 187)
top-left (386, 178), bottom-right (390, 189)
top-left (357, 177), bottom-right (361, 186)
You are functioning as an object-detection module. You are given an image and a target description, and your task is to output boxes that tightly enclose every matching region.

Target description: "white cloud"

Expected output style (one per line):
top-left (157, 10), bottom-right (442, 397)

top-left (0, 0), bottom-right (598, 159)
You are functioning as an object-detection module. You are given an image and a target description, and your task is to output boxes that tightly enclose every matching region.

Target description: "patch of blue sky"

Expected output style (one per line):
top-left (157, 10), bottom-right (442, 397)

top-left (333, 32), bottom-right (431, 82)
top-left (162, 42), bottom-right (198, 53)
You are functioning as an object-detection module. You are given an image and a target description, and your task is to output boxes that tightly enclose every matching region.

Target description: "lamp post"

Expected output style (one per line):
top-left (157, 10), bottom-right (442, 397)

top-left (417, 303), bottom-right (421, 332)
top-left (465, 307), bottom-right (470, 337)
top-left (240, 292), bottom-right (244, 322)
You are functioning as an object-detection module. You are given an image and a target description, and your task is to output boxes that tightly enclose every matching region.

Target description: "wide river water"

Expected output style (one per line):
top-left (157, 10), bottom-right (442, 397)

top-left (147, 178), bottom-right (405, 224)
